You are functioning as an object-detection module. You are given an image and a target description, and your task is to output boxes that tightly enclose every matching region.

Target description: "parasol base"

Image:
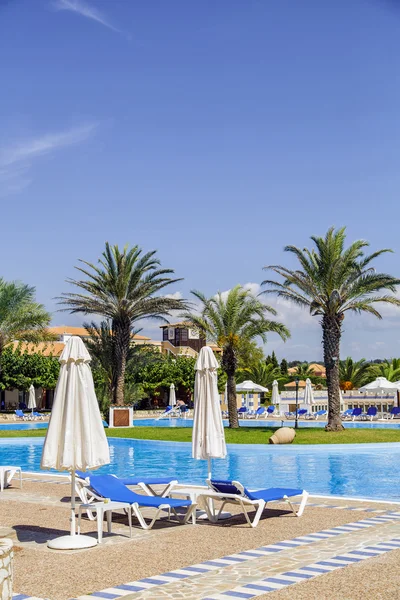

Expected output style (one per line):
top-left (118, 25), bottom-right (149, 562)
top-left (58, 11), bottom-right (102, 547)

top-left (47, 534), bottom-right (97, 550)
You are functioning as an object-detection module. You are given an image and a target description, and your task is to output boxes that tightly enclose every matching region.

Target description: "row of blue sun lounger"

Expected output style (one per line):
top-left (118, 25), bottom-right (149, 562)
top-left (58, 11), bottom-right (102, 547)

top-left (74, 470), bottom-right (308, 531)
top-left (341, 406), bottom-right (400, 421)
top-left (14, 409), bottom-right (44, 421)
top-left (231, 407), bottom-right (328, 420)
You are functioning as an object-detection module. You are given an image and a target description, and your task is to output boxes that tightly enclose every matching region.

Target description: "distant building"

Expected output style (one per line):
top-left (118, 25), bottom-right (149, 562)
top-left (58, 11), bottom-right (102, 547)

top-left (160, 322), bottom-right (221, 358)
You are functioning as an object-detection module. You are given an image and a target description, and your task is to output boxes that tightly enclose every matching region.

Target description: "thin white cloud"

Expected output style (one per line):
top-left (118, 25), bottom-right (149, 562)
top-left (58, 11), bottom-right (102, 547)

top-left (0, 123), bottom-right (97, 169)
top-left (0, 122), bottom-right (98, 195)
top-left (52, 0), bottom-right (121, 34)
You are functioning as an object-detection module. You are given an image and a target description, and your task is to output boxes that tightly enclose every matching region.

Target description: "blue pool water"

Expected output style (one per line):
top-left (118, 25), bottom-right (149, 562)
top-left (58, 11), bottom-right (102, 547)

top-left (1, 419), bottom-right (400, 431)
top-left (0, 423), bottom-right (48, 431)
top-left (1, 437), bottom-right (400, 501)
top-left (133, 418), bottom-right (400, 430)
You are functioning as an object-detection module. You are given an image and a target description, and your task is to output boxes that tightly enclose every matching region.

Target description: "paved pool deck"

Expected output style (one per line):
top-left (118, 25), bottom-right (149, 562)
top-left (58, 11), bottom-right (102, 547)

top-left (2, 474), bottom-right (400, 600)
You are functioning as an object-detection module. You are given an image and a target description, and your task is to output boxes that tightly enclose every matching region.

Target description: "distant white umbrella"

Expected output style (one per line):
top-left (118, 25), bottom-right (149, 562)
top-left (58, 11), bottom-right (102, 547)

top-left (271, 380), bottom-right (281, 415)
top-left (303, 378), bottom-right (314, 409)
top-left (359, 377), bottom-right (400, 393)
top-left (192, 346), bottom-right (227, 480)
top-left (236, 380), bottom-right (269, 393)
top-left (28, 385), bottom-right (36, 416)
top-left (236, 380), bottom-right (269, 412)
top-left (41, 336), bottom-right (110, 550)
top-left (169, 383), bottom-right (176, 407)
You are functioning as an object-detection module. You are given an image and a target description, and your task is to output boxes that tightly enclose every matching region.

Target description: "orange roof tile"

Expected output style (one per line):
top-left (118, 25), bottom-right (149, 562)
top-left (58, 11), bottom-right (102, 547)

top-left (284, 380), bottom-right (308, 388)
top-left (11, 341), bottom-right (65, 357)
top-left (48, 325), bottom-right (150, 341)
top-left (49, 326), bottom-right (90, 337)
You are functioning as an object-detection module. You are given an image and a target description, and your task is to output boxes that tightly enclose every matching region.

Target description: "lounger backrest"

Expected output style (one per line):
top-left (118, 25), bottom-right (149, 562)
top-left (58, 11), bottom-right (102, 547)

top-left (209, 479), bottom-right (244, 497)
top-left (267, 406), bottom-right (274, 413)
top-left (88, 474), bottom-right (141, 503)
top-left (352, 408), bottom-right (362, 416)
top-left (391, 407), bottom-right (400, 415)
top-left (15, 410), bottom-right (23, 417)
top-left (367, 407), bottom-right (377, 415)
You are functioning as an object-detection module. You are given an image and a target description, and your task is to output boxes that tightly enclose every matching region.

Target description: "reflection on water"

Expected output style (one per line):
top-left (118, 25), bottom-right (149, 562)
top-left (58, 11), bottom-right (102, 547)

top-left (1, 438), bottom-right (400, 500)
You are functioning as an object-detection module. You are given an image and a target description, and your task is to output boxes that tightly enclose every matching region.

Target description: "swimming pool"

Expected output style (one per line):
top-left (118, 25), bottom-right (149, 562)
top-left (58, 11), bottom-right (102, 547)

top-left (133, 418), bottom-right (400, 429)
top-left (1, 437), bottom-right (400, 501)
top-left (0, 423), bottom-right (48, 431)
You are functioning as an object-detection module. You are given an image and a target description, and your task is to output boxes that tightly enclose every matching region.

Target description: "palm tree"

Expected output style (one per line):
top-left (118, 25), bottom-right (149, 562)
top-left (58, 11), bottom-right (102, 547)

top-left (291, 363), bottom-right (316, 381)
top-left (59, 243), bottom-right (186, 405)
top-left (84, 320), bottom-right (162, 409)
top-left (0, 278), bottom-right (53, 362)
top-left (237, 361), bottom-right (285, 389)
top-left (262, 227), bottom-right (400, 431)
top-left (339, 357), bottom-right (370, 390)
top-left (368, 359), bottom-right (400, 383)
top-left (184, 285), bottom-right (289, 428)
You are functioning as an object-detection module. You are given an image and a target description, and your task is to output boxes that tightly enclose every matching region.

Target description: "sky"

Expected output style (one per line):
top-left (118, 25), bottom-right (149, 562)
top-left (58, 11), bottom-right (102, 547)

top-left (1, 0), bottom-right (400, 362)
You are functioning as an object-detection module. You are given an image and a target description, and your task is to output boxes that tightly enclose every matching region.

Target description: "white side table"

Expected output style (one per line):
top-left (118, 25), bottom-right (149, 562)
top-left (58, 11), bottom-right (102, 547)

top-left (169, 485), bottom-right (213, 525)
top-left (77, 501), bottom-right (132, 543)
top-left (0, 466), bottom-right (22, 492)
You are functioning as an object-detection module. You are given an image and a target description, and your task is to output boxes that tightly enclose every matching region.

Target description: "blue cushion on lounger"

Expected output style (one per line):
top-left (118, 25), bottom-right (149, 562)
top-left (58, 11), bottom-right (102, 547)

top-left (210, 480), bottom-right (303, 502)
top-left (75, 470), bottom-right (175, 487)
top-left (88, 474), bottom-right (191, 508)
top-left (245, 487), bottom-right (304, 502)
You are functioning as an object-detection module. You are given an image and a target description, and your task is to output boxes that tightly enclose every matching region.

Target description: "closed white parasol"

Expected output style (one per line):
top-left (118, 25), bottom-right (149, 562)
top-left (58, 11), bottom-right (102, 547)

top-left (169, 383), bottom-right (176, 407)
top-left (192, 346), bottom-right (227, 480)
top-left (303, 378), bottom-right (314, 409)
top-left (41, 336), bottom-right (110, 550)
top-left (28, 385), bottom-right (36, 416)
top-left (271, 380), bottom-right (281, 415)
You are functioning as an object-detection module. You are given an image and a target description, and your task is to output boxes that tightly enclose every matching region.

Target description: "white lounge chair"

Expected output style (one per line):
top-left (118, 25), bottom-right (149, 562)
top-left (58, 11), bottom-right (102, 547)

top-left (0, 466), bottom-right (22, 492)
top-left (201, 479), bottom-right (309, 528)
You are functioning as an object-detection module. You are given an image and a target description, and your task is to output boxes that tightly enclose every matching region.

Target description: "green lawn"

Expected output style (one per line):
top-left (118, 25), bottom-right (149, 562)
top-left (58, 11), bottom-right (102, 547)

top-left (2, 426), bottom-right (400, 444)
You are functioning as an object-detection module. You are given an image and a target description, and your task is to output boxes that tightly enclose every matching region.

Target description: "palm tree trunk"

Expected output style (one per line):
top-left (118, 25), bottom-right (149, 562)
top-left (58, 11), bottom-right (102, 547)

top-left (222, 344), bottom-right (239, 428)
top-left (323, 315), bottom-right (344, 432)
top-left (227, 372), bottom-right (239, 428)
top-left (113, 321), bottom-right (130, 406)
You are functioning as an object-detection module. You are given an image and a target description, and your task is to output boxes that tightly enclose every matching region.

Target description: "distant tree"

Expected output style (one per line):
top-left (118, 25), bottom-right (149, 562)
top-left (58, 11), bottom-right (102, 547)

top-left (0, 347), bottom-right (59, 392)
top-left (84, 320), bottom-right (162, 410)
top-left (263, 226), bottom-right (400, 431)
top-left (368, 359), bottom-right (400, 383)
top-left (184, 285), bottom-right (289, 428)
top-left (288, 360), bottom-right (302, 368)
top-left (237, 361), bottom-right (285, 389)
top-left (136, 354), bottom-right (196, 401)
top-left (0, 279), bottom-right (54, 365)
top-left (290, 363), bottom-right (315, 380)
top-left (236, 339), bottom-right (264, 373)
top-left (58, 242), bottom-right (186, 406)
top-left (271, 351), bottom-right (279, 369)
top-left (339, 357), bottom-right (370, 390)
top-left (280, 358), bottom-right (288, 375)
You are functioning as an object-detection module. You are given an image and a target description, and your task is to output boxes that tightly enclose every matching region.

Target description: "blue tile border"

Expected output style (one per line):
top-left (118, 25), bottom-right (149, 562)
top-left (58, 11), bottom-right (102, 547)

top-left (13, 505), bottom-right (400, 600)
top-left (76, 511), bottom-right (400, 600)
top-left (206, 538), bottom-right (400, 599)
